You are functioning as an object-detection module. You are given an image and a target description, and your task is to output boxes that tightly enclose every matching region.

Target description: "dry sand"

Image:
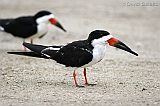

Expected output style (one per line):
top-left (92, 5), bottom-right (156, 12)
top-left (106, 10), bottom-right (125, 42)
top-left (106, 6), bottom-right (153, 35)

top-left (0, 0), bottom-right (160, 106)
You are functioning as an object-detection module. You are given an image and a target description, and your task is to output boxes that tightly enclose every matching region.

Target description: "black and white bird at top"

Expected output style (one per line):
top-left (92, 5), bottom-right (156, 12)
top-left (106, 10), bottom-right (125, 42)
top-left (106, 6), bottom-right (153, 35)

top-left (8, 30), bottom-right (138, 87)
top-left (0, 10), bottom-right (66, 43)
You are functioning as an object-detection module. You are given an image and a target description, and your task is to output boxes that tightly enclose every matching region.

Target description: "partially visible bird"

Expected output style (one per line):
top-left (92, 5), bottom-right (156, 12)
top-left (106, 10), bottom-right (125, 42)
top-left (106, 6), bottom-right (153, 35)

top-left (8, 30), bottom-right (138, 87)
top-left (0, 10), bottom-right (66, 44)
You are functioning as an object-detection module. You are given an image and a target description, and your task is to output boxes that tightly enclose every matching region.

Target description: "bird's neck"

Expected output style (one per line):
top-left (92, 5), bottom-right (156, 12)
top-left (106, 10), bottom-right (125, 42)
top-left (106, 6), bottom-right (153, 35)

top-left (92, 44), bottom-right (106, 62)
top-left (92, 44), bottom-right (106, 54)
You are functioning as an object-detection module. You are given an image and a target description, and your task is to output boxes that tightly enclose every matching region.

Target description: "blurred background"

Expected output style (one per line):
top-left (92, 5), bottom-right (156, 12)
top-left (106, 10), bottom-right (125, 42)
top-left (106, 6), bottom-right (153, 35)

top-left (0, 0), bottom-right (160, 58)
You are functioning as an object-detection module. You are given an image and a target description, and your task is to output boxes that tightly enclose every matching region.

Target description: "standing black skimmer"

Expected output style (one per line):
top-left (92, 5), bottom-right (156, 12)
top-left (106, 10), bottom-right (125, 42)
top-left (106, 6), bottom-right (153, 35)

top-left (0, 10), bottom-right (66, 44)
top-left (8, 30), bottom-right (138, 87)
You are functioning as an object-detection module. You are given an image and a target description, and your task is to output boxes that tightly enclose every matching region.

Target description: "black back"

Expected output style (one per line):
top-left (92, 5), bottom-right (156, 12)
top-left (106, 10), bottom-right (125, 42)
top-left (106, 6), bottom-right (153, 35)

top-left (50, 40), bottom-right (93, 67)
top-left (0, 16), bottom-right (37, 38)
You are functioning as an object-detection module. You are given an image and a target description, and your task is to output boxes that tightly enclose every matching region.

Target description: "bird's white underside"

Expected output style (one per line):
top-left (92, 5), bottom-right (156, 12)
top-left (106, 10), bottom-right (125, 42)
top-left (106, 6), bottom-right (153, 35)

top-left (30, 14), bottom-right (55, 39)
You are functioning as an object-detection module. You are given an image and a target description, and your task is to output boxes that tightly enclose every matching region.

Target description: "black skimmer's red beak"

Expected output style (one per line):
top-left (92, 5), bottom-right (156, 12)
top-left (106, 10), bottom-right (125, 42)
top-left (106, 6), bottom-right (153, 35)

top-left (49, 18), bottom-right (66, 32)
top-left (107, 37), bottom-right (138, 56)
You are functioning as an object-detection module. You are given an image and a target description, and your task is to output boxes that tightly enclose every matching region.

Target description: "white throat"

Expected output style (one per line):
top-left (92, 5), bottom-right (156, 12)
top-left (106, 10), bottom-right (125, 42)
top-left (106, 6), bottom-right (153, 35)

top-left (91, 35), bottom-right (113, 46)
top-left (36, 14), bottom-right (54, 24)
top-left (31, 14), bottom-right (54, 39)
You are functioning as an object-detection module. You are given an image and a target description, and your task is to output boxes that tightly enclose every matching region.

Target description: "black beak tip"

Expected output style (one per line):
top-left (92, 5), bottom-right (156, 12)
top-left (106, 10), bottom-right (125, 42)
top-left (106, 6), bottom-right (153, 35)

top-left (126, 50), bottom-right (138, 56)
top-left (114, 41), bottom-right (138, 56)
top-left (63, 28), bottom-right (67, 32)
top-left (56, 22), bottom-right (66, 32)
top-left (134, 52), bottom-right (138, 56)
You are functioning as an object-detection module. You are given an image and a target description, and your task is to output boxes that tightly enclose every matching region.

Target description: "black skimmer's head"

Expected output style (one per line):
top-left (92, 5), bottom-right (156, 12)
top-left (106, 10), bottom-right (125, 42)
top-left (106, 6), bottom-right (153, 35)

top-left (88, 30), bottom-right (138, 56)
top-left (35, 10), bottom-right (66, 32)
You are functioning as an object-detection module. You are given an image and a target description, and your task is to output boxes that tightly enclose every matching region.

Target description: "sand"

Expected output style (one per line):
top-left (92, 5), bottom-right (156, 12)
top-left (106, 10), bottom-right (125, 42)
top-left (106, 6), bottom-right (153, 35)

top-left (0, 0), bottom-right (160, 106)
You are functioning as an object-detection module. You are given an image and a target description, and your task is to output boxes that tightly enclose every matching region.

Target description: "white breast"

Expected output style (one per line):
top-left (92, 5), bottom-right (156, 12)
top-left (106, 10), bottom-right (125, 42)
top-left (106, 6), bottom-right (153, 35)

top-left (82, 35), bottom-right (113, 67)
top-left (82, 45), bottom-right (106, 67)
top-left (30, 23), bottom-right (48, 39)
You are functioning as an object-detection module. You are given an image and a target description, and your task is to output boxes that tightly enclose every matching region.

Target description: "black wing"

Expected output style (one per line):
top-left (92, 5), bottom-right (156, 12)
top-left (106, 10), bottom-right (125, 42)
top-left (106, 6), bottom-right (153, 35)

top-left (2, 16), bottom-right (37, 38)
top-left (49, 40), bottom-right (93, 67)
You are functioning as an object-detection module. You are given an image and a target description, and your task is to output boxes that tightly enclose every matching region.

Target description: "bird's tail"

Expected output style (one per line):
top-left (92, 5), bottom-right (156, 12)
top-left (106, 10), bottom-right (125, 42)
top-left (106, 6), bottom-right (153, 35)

top-left (0, 19), bottom-right (12, 31)
top-left (0, 19), bottom-right (5, 31)
top-left (7, 42), bottom-right (52, 59)
top-left (7, 51), bottom-right (49, 59)
top-left (0, 19), bottom-right (12, 25)
top-left (0, 26), bottom-right (4, 31)
top-left (8, 42), bottom-right (62, 59)
top-left (23, 42), bottom-right (48, 54)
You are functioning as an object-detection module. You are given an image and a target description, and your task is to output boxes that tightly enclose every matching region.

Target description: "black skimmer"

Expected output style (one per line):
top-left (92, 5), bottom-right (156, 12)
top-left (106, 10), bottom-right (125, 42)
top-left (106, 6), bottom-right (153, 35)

top-left (0, 10), bottom-right (66, 44)
top-left (8, 30), bottom-right (138, 87)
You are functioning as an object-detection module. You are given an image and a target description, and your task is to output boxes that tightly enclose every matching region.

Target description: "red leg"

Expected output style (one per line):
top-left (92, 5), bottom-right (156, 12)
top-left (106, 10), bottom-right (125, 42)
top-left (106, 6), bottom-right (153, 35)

top-left (84, 68), bottom-right (88, 85)
top-left (30, 38), bottom-right (33, 44)
top-left (23, 39), bottom-right (27, 51)
top-left (73, 70), bottom-right (78, 87)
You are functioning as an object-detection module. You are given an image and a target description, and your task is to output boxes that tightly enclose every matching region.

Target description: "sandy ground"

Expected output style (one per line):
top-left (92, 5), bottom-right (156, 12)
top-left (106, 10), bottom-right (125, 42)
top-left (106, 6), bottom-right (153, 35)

top-left (0, 0), bottom-right (160, 106)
